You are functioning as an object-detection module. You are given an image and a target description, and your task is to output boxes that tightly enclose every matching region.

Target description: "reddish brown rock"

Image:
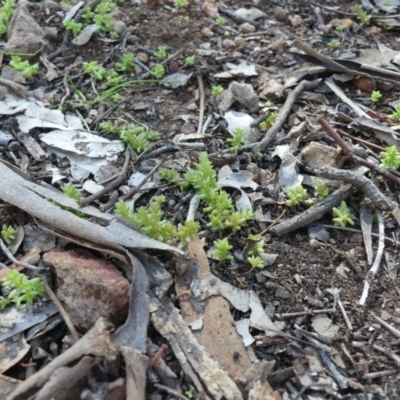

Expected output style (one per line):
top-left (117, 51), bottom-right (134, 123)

top-left (201, 1), bottom-right (218, 18)
top-left (43, 249), bottom-right (129, 331)
top-left (290, 15), bottom-right (303, 28)
top-left (239, 23), bottom-right (255, 34)
top-left (137, 52), bottom-right (149, 64)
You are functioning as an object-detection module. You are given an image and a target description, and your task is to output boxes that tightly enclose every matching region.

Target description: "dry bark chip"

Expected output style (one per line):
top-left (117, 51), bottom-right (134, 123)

top-left (43, 249), bottom-right (129, 331)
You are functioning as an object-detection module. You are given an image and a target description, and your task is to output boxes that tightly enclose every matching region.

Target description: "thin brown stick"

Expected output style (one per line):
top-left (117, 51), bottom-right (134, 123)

top-left (319, 118), bottom-right (400, 186)
top-left (147, 344), bottom-right (167, 371)
top-left (0, 239), bottom-right (44, 271)
top-left (123, 160), bottom-right (165, 201)
top-left (43, 280), bottom-right (80, 342)
top-left (260, 209), bottom-right (286, 236)
top-left (253, 79), bottom-right (321, 153)
top-left (336, 129), bottom-right (385, 152)
top-left (197, 74), bottom-right (205, 134)
top-left (78, 151), bottom-right (131, 207)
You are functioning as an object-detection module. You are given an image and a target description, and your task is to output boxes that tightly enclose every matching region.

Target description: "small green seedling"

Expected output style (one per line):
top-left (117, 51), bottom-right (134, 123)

top-left (63, 19), bottom-right (83, 37)
top-left (185, 56), bottom-right (195, 66)
top-left (389, 105), bottom-right (400, 121)
top-left (380, 145), bottom-right (400, 169)
top-left (327, 39), bottom-right (340, 49)
top-left (82, 61), bottom-right (107, 80)
top-left (9, 56), bottom-right (39, 79)
top-left (227, 128), bottom-right (249, 152)
top-left (315, 183), bottom-right (329, 200)
top-left (150, 64), bottom-right (165, 79)
top-left (286, 185), bottom-right (308, 207)
top-left (223, 31), bottom-right (230, 37)
top-left (213, 238), bottom-right (233, 261)
top-left (81, 7), bottom-right (94, 20)
top-left (370, 90), bottom-right (382, 103)
top-left (357, 12), bottom-right (371, 26)
top-left (1, 224), bottom-right (16, 244)
top-left (116, 53), bottom-right (136, 72)
top-left (62, 182), bottom-right (82, 201)
top-left (211, 85), bottom-right (224, 96)
top-left (111, 93), bottom-right (123, 102)
top-left (216, 17), bottom-right (225, 25)
top-left (100, 120), bottom-right (120, 134)
top-left (154, 46), bottom-right (168, 60)
top-left (332, 201), bottom-right (356, 228)
top-left (336, 24), bottom-right (346, 32)
top-left (259, 112), bottom-right (277, 131)
top-left (247, 255), bottom-right (264, 269)
top-left (174, 0), bottom-right (188, 8)
top-left (94, 13), bottom-right (114, 32)
top-left (247, 234), bottom-right (264, 256)
top-left (0, 269), bottom-right (45, 310)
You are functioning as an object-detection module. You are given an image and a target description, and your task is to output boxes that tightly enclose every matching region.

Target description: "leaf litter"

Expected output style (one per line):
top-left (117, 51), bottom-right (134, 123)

top-left (1, 0), bottom-right (400, 399)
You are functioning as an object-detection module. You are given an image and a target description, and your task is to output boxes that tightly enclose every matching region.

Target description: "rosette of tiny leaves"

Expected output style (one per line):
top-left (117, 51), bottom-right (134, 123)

top-left (1, 225), bottom-right (16, 244)
top-left (62, 182), bottom-right (82, 201)
top-left (247, 234), bottom-right (264, 256)
top-left (332, 201), bottom-right (356, 228)
top-left (286, 185), bottom-right (308, 207)
top-left (247, 255), bottom-right (264, 269)
top-left (227, 128), bottom-right (248, 152)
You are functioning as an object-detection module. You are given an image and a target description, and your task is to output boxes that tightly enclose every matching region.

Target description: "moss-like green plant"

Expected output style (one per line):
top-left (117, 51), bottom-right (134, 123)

top-left (104, 69), bottom-right (122, 87)
top-left (211, 85), bottom-right (224, 96)
top-left (227, 128), bottom-right (249, 152)
top-left (336, 24), bottom-right (346, 32)
top-left (0, 269), bottom-right (45, 310)
top-left (150, 64), bottom-right (166, 79)
top-left (62, 182), bottom-right (82, 201)
top-left (259, 112), bottom-right (277, 131)
top-left (0, 0), bottom-right (15, 38)
top-left (9, 56), bottom-right (39, 79)
top-left (1, 225), bottom-right (16, 244)
top-left (63, 19), bottom-right (83, 37)
top-left (380, 145), bottom-right (400, 169)
top-left (116, 53), bottom-right (136, 72)
top-left (154, 46), bottom-right (168, 60)
top-left (247, 255), bottom-right (264, 269)
top-left (119, 124), bottom-right (160, 154)
top-left (176, 220), bottom-right (200, 244)
top-left (216, 17), bottom-right (225, 25)
top-left (174, 0), bottom-right (188, 8)
top-left (82, 61), bottom-right (107, 80)
top-left (213, 238), bottom-right (233, 261)
top-left (315, 183), bottom-right (329, 200)
top-left (116, 195), bottom-right (199, 244)
top-left (184, 153), bottom-right (253, 232)
top-left (389, 105), bottom-right (400, 121)
top-left (286, 185), bottom-right (308, 207)
top-left (100, 120), bottom-right (120, 134)
top-left (159, 167), bottom-right (181, 183)
top-left (332, 201), bottom-right (356, 228)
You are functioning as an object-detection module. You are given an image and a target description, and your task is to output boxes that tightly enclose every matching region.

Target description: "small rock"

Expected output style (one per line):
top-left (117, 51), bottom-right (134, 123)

top-left (5, 4), bottom-right (50, 56)
top-left (239, 22), bottom-right (255, 34)
top-left (110, 9), bottom-right (124, 21)
top-left (317, 24), bottom-right (332, 34)
top-left (222, 39), bottom-right (236, 50)
top-left (258, 78), bottom-right (284, 100)
top-left (201, 1), bottom-right (218, 18)
top-left (300, 141), bottom-right (344, 169)
top-left (137, 52), bottom-right (149, 63)
top-left (202, 27), bottom-right (214, 38)
top-left (266, 38), bottom-right (284, 55)
top-left (275, 286), bottom-right (291, 299)
top-left (43, 249), bottom-right (130, 331)
top-left (290, 15), bottom-right (303, 28)
top-left (113, 21), bottom-right (126, 35)
top-left (273, 6), bottom-right (287, 21)
top-left (234, 36), bottom-right (245, 47)
top-left (354, 76), bottom-right (376, 92)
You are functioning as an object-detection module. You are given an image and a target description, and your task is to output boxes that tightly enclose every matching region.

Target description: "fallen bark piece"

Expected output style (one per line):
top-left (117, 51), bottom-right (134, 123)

top-left (0, 161), bottom-right (182, 254)
top-left (150, 293), bottom-right (243, 400)
top-left (43, 248), bottom-right (129, 331)
top-left (176, 237), bottom-right (253, 381)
